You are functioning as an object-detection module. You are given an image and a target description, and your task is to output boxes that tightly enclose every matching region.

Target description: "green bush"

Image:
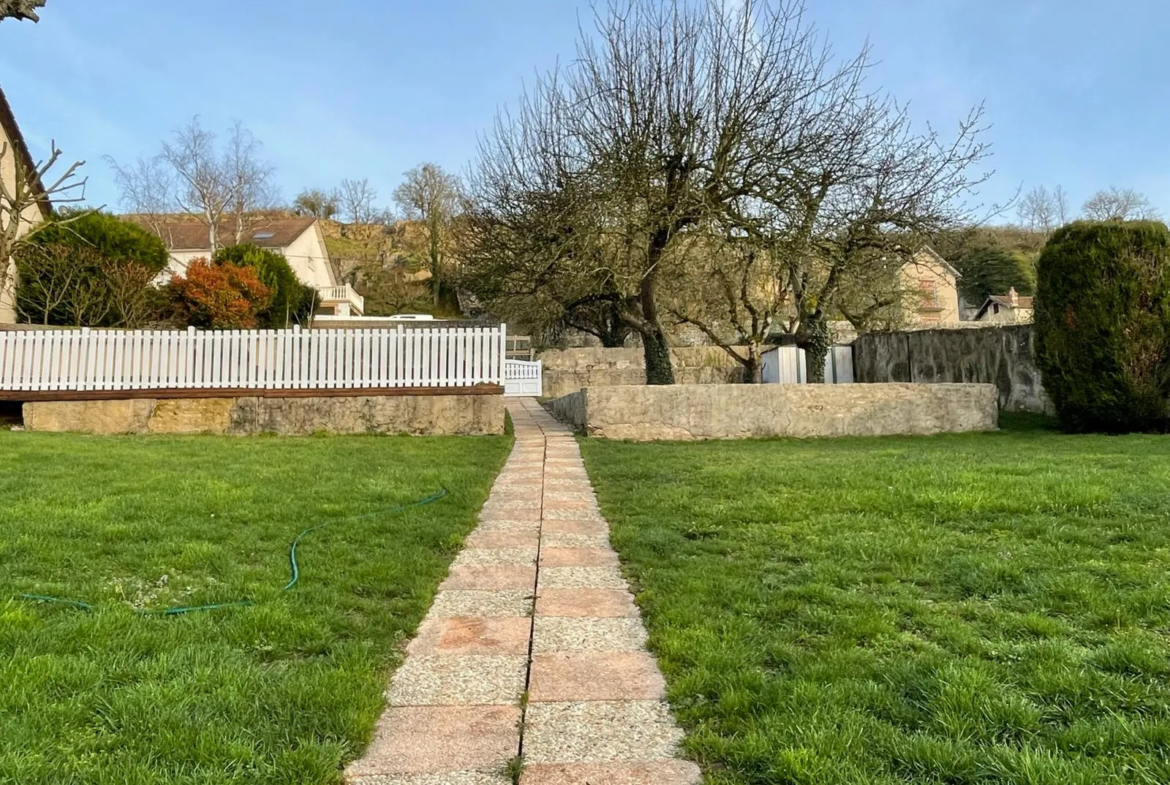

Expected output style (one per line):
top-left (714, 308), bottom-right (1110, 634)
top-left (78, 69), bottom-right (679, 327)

top-left (16, 210), bottom-right (168, 326)
top-left (29, 209), bottom-right (169, 273)
top-left (1034, 220), bottom-right (1170, 432)
top-left (212, 244), bottom-right (317, 328)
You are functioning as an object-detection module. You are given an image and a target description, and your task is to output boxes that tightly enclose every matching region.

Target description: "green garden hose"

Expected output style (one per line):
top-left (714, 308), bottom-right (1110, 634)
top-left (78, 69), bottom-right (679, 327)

top-left (18, 488), bottom-right (449, 617)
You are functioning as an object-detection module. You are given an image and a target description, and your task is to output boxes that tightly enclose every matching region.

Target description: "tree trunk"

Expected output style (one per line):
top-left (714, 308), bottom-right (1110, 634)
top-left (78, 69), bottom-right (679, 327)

top-left (798, 314), bottom-right (831, 384)
top-left (744, 343), bottom-right (763, 383)
top-left (641, 323), bottom-right (674, 385)
top-left (636, 260), bottom-right (674, 385)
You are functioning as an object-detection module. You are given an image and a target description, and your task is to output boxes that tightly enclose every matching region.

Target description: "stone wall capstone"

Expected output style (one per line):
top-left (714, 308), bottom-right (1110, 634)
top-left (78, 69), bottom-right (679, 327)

top-left (547, 383), bottom-right (998, 441)
top-left (853, 325), bottom-right (1049, 413)
top-left (22, 394), bottom-right (505, 436)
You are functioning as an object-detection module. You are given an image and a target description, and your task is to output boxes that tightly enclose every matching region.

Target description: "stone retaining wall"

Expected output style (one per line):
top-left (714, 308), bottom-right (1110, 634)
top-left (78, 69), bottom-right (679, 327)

top-left (538, 346), bottom-right (746, 398)
top-left (22, 394), bottom-right (505, 436)
top-left (853, 325), bottom-right (1049, 413)
top-left (548, 383), bottom-right (998, 441)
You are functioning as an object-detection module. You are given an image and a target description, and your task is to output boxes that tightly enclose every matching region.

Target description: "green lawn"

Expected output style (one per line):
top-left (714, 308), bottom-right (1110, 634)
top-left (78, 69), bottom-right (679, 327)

top-left (580, 416), bottom-right (1170, 785)
top-left (0, 431), bottom-right (510, 785)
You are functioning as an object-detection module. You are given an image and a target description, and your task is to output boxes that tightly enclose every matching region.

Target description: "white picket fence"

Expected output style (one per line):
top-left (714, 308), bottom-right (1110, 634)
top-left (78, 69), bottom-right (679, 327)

top-left (0, 325), bottom-right (507, 393)
top-left (503, 359), bottom-right (543, 397)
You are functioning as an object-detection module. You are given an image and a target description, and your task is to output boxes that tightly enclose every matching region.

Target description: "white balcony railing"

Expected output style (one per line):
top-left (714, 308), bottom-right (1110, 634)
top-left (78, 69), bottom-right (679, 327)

top-left (316, 284), bottom-right (365, 316)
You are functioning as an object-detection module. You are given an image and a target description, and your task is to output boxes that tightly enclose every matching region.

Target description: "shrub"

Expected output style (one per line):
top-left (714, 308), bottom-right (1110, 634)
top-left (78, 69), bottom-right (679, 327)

top-left (29, 209), bottom-right (169, 273)
top-left (212, 244), bottom-right (317, 328)
top-left (168, 258), bottom-right (271, 329)
top-left (1034, 220), bottom-right (1170, 432)
top-left (16, 210), bottom-right (170, 327)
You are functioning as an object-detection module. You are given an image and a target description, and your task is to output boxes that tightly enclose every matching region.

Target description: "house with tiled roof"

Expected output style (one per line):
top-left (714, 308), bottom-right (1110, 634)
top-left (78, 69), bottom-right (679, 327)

top-left (132, 215), bottom-right (365, 317)
top-left (973, 287), bottom-right (1034, 324)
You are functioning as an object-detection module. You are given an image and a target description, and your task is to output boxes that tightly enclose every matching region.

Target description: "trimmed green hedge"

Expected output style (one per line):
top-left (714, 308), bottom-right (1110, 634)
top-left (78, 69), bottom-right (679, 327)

top-left (1035, 220), bottom-right (1170, 432)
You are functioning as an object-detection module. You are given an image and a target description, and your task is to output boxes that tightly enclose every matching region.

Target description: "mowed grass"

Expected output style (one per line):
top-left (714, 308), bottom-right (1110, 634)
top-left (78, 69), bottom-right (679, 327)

top-left (580, 415), bottom-right (1170, 785)
top-left (0, 430), bottom-right (510, 785)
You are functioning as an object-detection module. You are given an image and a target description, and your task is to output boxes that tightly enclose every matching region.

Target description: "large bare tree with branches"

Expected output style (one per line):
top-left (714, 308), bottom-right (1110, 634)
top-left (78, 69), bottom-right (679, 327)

top-left (1, 137), bottom-right (87, 319)
top-left (108, 117), bottom-right (276, 252)
top-left (466, 0), bottom-right (992, 383)
top-left (1081, 186), bottom-right (1160, 221)
top-left (1018, 185), bottom-right (1069, 233)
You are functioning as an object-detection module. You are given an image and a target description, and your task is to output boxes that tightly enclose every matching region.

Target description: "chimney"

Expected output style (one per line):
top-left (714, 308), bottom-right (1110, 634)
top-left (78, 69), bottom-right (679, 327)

top-left (1008, 287), bottom-right (1018, 306)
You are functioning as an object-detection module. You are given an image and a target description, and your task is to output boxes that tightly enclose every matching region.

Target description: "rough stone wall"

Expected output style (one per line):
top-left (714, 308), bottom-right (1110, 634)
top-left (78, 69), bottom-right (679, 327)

top-left (538, 346), bottom-right (746, 398)
top-left (548, 383), bottom-right (998, 441)
top-left (22, 395), bottom-right (505, 436)
top-left (545, 390), bottom-right (587, 429)
top-left (853, 325), bottom-right (1049, 413)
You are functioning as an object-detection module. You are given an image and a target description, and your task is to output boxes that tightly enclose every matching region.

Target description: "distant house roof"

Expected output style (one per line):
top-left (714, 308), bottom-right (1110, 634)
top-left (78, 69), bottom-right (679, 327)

top-left (0, 84), bottom-right (51, 221)
top-left (974, 288), bottom-right (1034, 320)
top-left (128, 216), bottom-right (319, 251)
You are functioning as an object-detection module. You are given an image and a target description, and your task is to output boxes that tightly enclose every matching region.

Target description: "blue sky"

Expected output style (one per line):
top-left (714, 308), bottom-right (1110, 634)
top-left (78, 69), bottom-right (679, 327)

top-left (2, 0), bottom-right (1168, 222)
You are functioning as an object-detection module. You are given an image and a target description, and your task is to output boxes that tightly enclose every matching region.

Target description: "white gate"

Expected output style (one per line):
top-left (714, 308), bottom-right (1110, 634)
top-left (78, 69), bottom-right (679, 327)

top-left (503, 359), bottom-right (542, 397)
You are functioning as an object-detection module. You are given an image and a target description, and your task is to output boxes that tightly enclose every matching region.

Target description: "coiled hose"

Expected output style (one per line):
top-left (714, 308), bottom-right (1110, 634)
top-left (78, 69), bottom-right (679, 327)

top-left (18, 488), bottom-right (449, 616)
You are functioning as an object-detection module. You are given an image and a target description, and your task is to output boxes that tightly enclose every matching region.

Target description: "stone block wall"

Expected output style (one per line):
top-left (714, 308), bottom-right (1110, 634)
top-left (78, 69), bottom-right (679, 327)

top-left (548, 383), bottom-right (999, 441)
top-left (853, 325), bottom-right (1049, 413)
top-left (538, 346), bottom-right (746, 398)
top-left (22, 394), bottom-right (505, 436)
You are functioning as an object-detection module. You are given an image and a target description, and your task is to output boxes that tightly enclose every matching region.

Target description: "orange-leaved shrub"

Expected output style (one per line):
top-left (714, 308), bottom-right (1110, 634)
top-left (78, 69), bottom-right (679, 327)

top-left (167, 258), bottom-right (271, 329)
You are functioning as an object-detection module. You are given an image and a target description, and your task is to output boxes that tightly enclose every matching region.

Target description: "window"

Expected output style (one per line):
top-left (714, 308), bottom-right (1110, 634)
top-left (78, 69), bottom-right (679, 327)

top-left (919, 281), bottom-right (940, 309)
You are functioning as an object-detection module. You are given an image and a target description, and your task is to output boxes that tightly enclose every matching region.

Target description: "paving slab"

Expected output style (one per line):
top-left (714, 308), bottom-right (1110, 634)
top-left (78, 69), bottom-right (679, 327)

top-left (520, 761), bottom-right (702, 785)
top-left (390, 655), bottom-right (527, 706)
top-left (346, 705), bottom-right (520, 778)
top-left (523, 701), bottom-right (686, 765)
top-left (429, 590), bottom-right (534, 618)
top-left (532, 617), bottom-right (648, 653)
top-left (535, 588), bottom-right (640, 618)
top-left (409, 616), bottom-right (532, 656)
top-left (441, 564), bottom-right (537, 590)
top-left (529, 652), bottom-right (665, 702)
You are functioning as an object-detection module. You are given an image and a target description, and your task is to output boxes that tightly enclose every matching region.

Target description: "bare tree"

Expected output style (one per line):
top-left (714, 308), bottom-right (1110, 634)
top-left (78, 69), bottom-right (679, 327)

top-left (106, 154), bottom-right (174, 240)
top-left (293, 187), bottom-right (340, 219)
top-left (394, 164), bottom-right (461, 307)
top-left (224, 121), bottom-right (277, 243)
top-left (468, 0), bottom-right (991, 383)
top-left (13, 243), bottom-right (84, 324)
top-left (1018, 185), bottom-right (1070, 233)
top-left (339, 177), bottom-right (378, 224)
top-left (0, 0), bottom-right (45, 22)
top-left (157, 117), bottom-right (229, 250)
top-left (1, 137), bottom-right (87, 318)
top-left (102, 259), bottom-right (158, 327)
top-left (111, 117), bottom-right (275, 252)
top-left (1082, 187), bottom-right (1160, 221)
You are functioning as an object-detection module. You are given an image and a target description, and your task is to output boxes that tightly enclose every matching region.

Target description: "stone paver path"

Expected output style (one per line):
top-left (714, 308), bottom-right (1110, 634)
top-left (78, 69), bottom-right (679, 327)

top-left (346, 398), bottom-right (699, 785)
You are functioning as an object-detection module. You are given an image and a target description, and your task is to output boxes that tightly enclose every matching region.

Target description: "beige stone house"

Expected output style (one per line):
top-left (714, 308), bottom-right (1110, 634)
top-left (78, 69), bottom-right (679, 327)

top-left (134, 216), bottom-right (365, 318)
top-left (0, 86), bottom-right (51, 324)
top-left (973, 288), bottom-right (1034, 324)
top-left (899, 247), bottom-right (962, 326)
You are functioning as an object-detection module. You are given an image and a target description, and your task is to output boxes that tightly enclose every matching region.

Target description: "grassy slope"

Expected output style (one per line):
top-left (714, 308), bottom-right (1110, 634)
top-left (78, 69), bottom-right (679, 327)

top-left (0, 431), bottom-right (510, 785)
top-left (581, 419), bottom-right (1170, 785)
